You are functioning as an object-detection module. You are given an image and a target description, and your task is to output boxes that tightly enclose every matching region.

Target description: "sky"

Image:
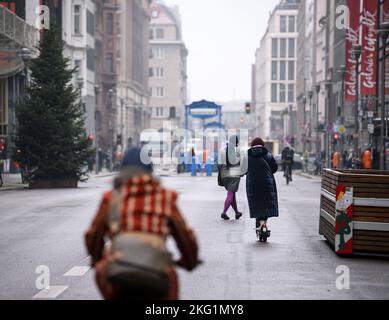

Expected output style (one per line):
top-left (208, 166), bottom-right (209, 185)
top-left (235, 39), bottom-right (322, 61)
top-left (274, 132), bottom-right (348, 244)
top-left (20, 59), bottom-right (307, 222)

top-left (165, 0), bottom-right (280, 103)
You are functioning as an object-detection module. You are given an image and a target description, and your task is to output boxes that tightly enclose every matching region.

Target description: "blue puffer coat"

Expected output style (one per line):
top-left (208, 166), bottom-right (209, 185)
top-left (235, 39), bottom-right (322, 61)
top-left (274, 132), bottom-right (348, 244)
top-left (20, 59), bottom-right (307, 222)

top-left (246, 146), bottom-right (279, 219)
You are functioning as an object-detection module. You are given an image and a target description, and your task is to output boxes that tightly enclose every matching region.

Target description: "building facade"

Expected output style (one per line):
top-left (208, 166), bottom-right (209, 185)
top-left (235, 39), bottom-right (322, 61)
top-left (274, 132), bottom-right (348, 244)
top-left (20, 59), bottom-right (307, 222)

top-left (0, 0), bottom-right (39, 172)
top-left (62, 0), bottom-right (96, 141)
top-left (115, 0), bottom-right (151, 155)
top-left (148, 0), bottom-right (188, 131)
top-left (254, 0), bottom-right (299, 149)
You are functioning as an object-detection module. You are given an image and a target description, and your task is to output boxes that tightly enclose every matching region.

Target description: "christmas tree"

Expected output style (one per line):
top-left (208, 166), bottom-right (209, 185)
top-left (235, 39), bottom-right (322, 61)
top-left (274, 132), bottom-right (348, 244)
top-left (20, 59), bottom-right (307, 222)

top-left (14, 20), bottom-right (94, 184)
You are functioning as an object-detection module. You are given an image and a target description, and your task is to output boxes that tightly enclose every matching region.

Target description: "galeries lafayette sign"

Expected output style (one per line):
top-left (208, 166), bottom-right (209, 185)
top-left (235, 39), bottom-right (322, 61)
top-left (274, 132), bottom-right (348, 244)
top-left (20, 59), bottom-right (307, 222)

top-left (345, 0), bottom-right (360, 102)
top-left (360, 0), bottom-right (378, 97)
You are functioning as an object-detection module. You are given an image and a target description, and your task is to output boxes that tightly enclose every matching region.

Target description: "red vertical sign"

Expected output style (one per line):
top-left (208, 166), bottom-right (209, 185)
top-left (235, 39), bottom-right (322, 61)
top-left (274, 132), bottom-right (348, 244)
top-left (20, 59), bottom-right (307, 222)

top-left (345, 0), bottom-right (361, 102)
top-left (383, 0), bottom-right (389, 95)
top-left (360, 0), bottom-right (378, 97)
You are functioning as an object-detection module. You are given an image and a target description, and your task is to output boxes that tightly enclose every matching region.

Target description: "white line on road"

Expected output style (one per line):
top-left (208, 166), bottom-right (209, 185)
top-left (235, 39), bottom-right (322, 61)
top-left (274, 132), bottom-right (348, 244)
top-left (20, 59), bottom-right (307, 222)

top-left (33, 286), bottom-right (69, 299)
top-left (63, 266), bottom-right (91, 277)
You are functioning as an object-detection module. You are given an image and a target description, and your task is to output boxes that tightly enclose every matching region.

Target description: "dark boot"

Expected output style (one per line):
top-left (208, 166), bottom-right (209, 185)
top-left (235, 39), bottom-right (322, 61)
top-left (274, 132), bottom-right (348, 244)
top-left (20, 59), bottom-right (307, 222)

top-left (221, 213), bottom-right (230, 220)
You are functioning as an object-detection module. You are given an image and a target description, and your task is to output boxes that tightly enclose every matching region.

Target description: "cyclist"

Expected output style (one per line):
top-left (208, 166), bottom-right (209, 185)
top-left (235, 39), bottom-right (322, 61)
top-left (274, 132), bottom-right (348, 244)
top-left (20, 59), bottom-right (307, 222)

top-left (282, 145), bottom-right (294, 182)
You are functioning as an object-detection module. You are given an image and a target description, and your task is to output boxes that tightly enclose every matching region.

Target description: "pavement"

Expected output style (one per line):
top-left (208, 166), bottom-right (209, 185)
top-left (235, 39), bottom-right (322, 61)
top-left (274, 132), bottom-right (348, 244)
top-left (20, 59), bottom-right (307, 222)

top-left (0, 171), bottom-right (116, 191)
top-left (0, 171), bottom-right (389, 300)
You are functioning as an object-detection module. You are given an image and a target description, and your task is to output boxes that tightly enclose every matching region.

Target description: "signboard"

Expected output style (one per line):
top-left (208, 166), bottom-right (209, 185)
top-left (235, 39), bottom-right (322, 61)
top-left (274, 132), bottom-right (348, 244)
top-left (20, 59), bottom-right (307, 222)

top-left (360, 0), bottom-right (378, 97)
top-left (335, 186), bottom-right (354, 254)
top-left (383, 0), bottom-right (389, 95)
top-left (345, 0), bottom-right (361, 102)
top-left (334, 125), bottom-right (346, 135)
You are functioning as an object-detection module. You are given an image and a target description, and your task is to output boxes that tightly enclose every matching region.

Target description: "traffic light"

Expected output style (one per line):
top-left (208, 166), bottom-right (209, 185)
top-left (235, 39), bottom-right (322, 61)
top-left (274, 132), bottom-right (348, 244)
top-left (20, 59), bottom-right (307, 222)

top-left (245, 102), bottom-right (251, 114)
top-left (88, 134), bottom-right (94, 141)
top-left (333, 133), bottom-right (340, 141)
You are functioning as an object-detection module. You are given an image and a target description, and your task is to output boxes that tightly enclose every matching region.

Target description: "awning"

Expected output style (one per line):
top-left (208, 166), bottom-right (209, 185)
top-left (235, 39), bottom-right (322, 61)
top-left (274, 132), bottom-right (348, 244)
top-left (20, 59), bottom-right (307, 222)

top-left (0, 49), bottom-right (23, 78)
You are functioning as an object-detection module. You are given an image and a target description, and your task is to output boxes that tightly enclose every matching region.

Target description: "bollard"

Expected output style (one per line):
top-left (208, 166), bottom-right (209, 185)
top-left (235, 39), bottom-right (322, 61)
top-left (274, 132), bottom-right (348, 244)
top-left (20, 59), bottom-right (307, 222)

top-left (191, 156), bottom-right (197, 176)
top-left (206, 163), bottom-right (213, 176)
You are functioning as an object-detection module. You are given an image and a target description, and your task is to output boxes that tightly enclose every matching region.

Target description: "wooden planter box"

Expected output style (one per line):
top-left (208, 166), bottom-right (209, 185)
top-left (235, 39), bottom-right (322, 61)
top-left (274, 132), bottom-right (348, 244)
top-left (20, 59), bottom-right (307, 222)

top-left (320, 169), bottom-right (389, 255)
top-left (29, 179), bottom-right (78, 189)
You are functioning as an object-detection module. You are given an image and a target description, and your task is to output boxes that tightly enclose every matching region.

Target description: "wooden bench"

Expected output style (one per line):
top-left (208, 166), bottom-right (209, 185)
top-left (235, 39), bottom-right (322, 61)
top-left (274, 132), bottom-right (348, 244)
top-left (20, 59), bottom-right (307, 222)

top-left (320, 169), bottom-right (389, 255)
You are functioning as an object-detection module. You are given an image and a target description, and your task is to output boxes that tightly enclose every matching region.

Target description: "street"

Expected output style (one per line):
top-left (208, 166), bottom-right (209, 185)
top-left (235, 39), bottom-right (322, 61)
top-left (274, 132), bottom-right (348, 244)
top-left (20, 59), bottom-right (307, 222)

top-left (0, 172), bottom-right (389, 300)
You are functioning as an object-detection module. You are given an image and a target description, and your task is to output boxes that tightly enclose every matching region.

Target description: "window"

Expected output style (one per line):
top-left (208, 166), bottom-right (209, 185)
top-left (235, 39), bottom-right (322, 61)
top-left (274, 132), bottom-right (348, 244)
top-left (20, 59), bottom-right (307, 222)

top-left (149, 67), bottom-right (154, 77)
top-left (280, 16), bottom-right (287, 32)
top-left (156, 28), bottom-right (164, 39)
top-left (156, 107), bottom-right (164, 117)
top-left (155, 67), bottom-right (164, 78)
top-left (74, 5), bottom-right (81, 35)
top-left (105, 52), bottom-right (114, 73)
top-left (87, 10), bottom-right (94, 36)
top-left (288, 39), bottom-right (295, 58)
top-left (74, 60), bottom-right (81, 81)
top-left (288, 84), bottom-right (294, 102)
top-left (280, 39), bottom-right (286, 58)
top-left (271, 39), bottom-right (278, 58)
top-left (169, 107), bottom-right (176, 119)
top-left (271, 61), bottom-right (278, 80)
top-left (280, 84), bottom-right (286, 103)
top-left (153, 47), bottom-right (165, 59)
top-left (271, 84), bottom-right (278, 103)
top-left (87, 48), bottom-right (95, 70)
top-left (156, 87), bottom-right (164, 97)
top-left (288, 16), bottom-right (296, 32)
top-left (280, 61), bottom-right (286, 81)
top-left (149, 28), bottom-right (154, 39)
top-left (106, 13), bottom-right (113, 35)
top-left (288, 61), bottom-right (295, 80)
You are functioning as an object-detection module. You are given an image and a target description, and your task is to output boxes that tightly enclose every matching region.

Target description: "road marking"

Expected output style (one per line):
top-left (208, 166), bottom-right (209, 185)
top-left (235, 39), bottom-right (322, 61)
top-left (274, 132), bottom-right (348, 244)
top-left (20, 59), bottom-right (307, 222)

top-left (63, 266), bottom-right (91, 277)
top-left (33, 286), bottom-right (68, 299)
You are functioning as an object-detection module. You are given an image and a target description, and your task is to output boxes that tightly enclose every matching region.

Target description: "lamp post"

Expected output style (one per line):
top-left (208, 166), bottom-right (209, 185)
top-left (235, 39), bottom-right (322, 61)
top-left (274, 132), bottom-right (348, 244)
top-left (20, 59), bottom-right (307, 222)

top-left (337, 65), bottom-right (346, 168)
top-left (308, 90), bottom-right (313, 153)
top-left (303, 95), bottom-right (307, 153)
top-left (94, 85), bottom-right (100, 174)
top-left (378, 22), bottom-right (389, 170)
top-left (108, 89), bottom-right (114, 172)
top-left (352, 44), bottom-right (362, 156)
top-left (315, 84), bottom-right (321, 159)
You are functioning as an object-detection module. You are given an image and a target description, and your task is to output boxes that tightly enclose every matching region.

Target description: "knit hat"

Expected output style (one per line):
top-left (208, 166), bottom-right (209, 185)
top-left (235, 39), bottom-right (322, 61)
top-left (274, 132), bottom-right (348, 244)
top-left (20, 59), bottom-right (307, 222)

top-left (121, 147), bottom-right (153, 173)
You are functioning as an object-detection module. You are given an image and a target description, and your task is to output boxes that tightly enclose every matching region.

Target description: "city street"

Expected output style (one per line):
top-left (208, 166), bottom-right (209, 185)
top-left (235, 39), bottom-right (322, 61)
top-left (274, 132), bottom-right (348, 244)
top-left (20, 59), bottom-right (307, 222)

top-left (1, 172), bottom-right (389, 300)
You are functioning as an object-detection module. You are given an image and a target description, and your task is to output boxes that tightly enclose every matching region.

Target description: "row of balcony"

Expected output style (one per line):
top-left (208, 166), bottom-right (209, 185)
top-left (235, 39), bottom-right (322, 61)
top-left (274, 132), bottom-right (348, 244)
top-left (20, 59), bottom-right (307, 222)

top-left (0, 5), bottom-right (38, 50)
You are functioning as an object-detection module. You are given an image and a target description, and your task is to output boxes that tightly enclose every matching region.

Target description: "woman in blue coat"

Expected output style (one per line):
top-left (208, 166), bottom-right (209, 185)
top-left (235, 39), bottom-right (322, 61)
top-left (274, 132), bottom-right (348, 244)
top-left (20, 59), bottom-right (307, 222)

top-left (245, 138), bottom-right (279, 239)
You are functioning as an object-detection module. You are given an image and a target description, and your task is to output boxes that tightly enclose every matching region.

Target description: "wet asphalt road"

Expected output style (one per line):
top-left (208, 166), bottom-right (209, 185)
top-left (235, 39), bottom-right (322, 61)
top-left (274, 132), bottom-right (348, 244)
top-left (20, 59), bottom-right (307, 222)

top-left (0, 172), bottom-right (388, 300)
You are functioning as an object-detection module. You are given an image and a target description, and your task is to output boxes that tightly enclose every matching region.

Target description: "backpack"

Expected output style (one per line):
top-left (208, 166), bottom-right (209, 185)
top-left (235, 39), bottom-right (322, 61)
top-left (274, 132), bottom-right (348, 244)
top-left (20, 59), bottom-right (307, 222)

top-left (284, 149), bottom-right (294, 161)
top-left (106, 189), bottom-right (173, 299)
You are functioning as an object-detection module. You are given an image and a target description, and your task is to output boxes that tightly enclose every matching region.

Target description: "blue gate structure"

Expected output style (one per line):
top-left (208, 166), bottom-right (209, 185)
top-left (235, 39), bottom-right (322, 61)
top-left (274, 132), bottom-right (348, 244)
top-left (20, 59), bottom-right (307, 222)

top-left (185, 100), bottom-right (223, 131)
top-left (184, 100), bottom-right (224, 176)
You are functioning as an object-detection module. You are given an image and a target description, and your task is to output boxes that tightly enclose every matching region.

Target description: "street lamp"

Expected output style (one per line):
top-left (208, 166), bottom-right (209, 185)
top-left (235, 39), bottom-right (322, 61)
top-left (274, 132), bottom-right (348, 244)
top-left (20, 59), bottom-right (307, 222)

top-left (315, 84), bottom-right (321, 159)
top-left (378, 22), bottom-right (389, 170)
top-left (352, 44), bottom-right (362, 156)
top-left (308, 90), bottom-right (313, 153)
top-left (337, 65), bottom-right (346, 168)
top-left (94, 85), bottom-right (100, 174)
top-left (107, 89), bottom-right (115, 172)
top-left (302, 95), bottom-right (307, 153)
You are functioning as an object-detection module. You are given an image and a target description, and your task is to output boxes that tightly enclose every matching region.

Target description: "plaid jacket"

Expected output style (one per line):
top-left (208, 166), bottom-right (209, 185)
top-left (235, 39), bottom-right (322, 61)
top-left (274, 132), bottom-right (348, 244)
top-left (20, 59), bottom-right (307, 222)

top-left (85, 172), bottom-right (199, 299)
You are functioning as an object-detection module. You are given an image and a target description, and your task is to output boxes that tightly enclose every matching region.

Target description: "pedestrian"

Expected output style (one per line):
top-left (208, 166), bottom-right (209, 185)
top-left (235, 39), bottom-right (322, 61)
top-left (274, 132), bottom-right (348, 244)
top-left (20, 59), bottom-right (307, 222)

top-left (361, 148), bottom-right (372, 170)
top-left (218, 135), bottom-right (244, 220)
top-left (332, 151), bottom-right (341, 169)
top-left (245, 138), bottom-right (279, 241)
top-left (85, 147), bottom-right (200, 300)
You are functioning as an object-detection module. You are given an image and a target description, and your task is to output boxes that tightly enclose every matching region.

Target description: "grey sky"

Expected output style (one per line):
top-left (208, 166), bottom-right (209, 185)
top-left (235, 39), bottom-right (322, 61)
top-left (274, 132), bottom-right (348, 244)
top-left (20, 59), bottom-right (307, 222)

top-left (165, 0), bottom-right (280, 103)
